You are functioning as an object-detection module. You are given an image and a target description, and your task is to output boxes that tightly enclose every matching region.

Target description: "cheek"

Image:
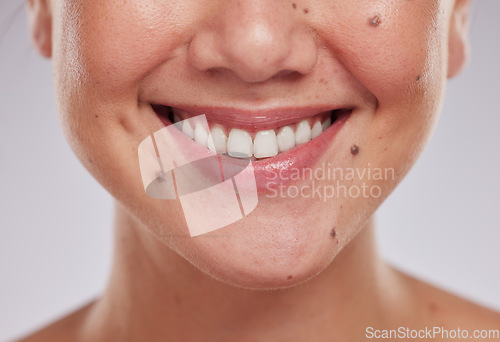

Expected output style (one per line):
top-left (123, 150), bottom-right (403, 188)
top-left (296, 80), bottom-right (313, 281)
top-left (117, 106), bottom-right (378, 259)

top-left (317, 0), bottom-right (448, 104)
top-left (315, 0), bottom-right (449, 177)
top-left (54, 0), bottom-right (190, 97)
top-left (50, 2), bottom-right (180, 212)
top-left (309, 1), bottom-right (450, 240)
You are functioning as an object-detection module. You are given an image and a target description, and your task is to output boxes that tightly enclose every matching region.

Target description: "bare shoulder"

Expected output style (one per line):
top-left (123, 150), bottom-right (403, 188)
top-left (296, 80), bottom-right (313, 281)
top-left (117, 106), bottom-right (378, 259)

top-left (396, 268), bottom-right (500, 330)
top-left (16, 300), bottom-right (96, 342)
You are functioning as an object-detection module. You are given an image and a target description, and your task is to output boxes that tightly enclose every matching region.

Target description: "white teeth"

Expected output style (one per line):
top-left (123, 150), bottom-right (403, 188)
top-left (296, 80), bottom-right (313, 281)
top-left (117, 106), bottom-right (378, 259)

top-left (207, 134), bottom-right (216, 153)
top-left (182, 120), bottom-right (194, 140)
top-left (295, 120), bottom-right (312, 146)
top-left (311, 121), bottom-right (323, 139)
top-left (253, 130), bottom-right (278, 158)
top-left (227, 129), bottom-right (253, 158)
top-left (178, 116), bottom-right (335, 158)
top-left (210, 126), bottom-right (227, 154)
top-left (277, 126), bottom-right (295, 152)
top-left (322, 117), bottom-right (332, 131)
top-left (194, 122), bottom-right (209, 148)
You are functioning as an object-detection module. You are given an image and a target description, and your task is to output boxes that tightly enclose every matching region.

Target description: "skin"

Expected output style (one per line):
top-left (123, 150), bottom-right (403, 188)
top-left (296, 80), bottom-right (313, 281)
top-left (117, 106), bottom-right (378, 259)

top-left (21, 0), bottom-right (499, 341)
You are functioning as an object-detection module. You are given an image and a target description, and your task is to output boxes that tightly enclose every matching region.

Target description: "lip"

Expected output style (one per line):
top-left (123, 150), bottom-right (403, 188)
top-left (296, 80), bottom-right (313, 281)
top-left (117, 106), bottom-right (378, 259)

top-left (149, 104), bottom-right (351, 193)
top-left (152, 104), bottom-right (351, 132)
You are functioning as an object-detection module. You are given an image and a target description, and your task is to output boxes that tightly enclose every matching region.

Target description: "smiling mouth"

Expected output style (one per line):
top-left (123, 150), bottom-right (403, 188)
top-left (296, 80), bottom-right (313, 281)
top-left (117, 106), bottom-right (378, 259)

top-left (151, 105), bottom-right (352, 160)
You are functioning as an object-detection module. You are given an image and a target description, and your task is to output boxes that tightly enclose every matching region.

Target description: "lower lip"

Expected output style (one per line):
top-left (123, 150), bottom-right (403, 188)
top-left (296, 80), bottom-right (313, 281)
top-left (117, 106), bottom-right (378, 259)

top-left (153, 108), bottom-right (350, 193)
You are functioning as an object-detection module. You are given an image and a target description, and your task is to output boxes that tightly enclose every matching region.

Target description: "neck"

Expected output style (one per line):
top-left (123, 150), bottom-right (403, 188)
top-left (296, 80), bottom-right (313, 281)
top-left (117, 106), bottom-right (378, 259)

top-left (84, 202), bottom-right (404, 341)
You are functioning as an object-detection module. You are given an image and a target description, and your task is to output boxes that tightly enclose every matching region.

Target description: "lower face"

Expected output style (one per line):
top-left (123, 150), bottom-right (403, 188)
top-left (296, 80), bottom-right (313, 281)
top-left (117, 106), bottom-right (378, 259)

top-left (51, 0), bottom-right (450, 288)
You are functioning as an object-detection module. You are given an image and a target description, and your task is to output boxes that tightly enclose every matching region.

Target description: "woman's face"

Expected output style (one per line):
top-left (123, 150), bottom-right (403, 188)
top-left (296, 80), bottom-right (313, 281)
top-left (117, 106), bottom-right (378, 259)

top-left (29, 0), bottom-right (469, 288)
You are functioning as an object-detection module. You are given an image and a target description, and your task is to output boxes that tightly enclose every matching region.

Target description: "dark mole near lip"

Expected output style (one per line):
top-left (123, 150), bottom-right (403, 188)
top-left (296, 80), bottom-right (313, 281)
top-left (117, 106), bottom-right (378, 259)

top-left (369, 15), bottom-right (381, 27)
top-left (351, 145), bottom-right (359, 156)
top-left (416, 75), bottom-right (421, 81)
top-left (292, 3), bottom-right (297, 9)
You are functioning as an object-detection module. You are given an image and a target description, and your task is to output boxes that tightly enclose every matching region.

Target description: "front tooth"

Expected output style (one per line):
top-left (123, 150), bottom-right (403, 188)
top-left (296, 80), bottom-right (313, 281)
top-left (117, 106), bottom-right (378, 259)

top-left (253, 130), bottom-right (278, 158)
top-left (182, 120), bottom-right (194, 139)
top-left (210, 126), bottom-right (227, 153)
top-left (207, 134), bottom-right (216, 153)
top-left (227, 129), bottom-right (253, 158)
top-left (277, 126), bottom-right (295, 152)
top-left (194, 122), bottom-right (209, 148)
top-left (295, 120), bottom-right (312, 145)
top-left (311, 121), bottom-right (323, 139)
top-left (322, 117), bottom-right (332, 131)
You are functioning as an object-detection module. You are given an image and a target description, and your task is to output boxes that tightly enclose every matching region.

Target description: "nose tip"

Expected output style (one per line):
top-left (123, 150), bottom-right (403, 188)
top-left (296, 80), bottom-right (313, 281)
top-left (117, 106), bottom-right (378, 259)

top-left (188, 2), bottom-right (318, 83)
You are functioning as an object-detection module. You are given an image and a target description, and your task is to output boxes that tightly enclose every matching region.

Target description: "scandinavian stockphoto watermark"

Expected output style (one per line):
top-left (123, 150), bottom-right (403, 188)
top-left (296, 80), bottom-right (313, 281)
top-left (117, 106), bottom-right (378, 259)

top-left (365, 326), bottom-right (500, 341)
top-left (266, 163), bottom-right (395, 201)
top-left (137, 114), bottom-right (394, 235)
top-left (137, 115), bottom-right (258, 237)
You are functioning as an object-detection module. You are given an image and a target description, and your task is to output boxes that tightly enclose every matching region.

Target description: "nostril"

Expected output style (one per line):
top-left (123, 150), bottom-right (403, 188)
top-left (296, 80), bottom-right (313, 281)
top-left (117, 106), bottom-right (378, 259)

top-left (273, 69), bottom-right (299, 79)
top-left (187, 4), bottom-right (318, 84)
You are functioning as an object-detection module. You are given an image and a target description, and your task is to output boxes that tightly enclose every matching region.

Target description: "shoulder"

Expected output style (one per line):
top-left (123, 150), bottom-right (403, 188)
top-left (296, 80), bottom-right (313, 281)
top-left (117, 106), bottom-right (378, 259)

top-left (16, 300), bottom-right (96, 342)
top-left (421, 282), bottom-right (500, 330)
top-left (396, 269), bottom-right (500, 331)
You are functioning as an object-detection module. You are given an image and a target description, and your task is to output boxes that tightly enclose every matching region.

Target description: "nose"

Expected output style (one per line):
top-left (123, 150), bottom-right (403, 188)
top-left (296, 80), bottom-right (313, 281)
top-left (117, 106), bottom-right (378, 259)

top-left (188, 0), bottom-right (318, 83)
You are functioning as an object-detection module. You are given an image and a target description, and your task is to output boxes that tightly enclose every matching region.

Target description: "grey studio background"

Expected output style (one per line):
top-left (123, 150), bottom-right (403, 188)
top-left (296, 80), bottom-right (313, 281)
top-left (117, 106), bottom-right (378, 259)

top-left (1, 1), bottom-right (499, 340)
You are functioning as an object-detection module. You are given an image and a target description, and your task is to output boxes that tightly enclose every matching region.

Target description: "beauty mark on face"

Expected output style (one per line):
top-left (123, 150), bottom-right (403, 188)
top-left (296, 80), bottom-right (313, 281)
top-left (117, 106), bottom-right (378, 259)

top-left (369, 15), bottom-right (381, 27)
top-left (331, 228), bottom-right (337, 239)
top-left (351, 145), bottom-right (359, 156)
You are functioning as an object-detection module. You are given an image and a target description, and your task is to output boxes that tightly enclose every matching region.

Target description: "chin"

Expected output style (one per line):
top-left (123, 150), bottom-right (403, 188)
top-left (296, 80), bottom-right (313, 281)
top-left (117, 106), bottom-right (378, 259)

top-left (170, 208), bottom-right (342, 290)
top-left (199, 249), bottom-right (335, 290)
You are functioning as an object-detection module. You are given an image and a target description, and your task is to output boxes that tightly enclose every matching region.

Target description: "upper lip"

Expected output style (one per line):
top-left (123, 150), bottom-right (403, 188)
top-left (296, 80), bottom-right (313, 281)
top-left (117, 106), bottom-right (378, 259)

top-left (152, 104), bottom-right (354, 131)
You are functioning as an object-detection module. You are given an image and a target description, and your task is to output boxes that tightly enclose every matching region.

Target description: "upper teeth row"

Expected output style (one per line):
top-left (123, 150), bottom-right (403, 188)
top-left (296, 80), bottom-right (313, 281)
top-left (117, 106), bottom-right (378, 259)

top-left (175, 116), bottom-right (332, 159)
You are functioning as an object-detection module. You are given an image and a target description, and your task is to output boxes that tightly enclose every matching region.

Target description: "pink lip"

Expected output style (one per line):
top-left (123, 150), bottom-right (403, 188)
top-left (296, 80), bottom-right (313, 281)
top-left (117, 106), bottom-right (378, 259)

top-left (152, 105), bottom-right (351, 193)
top-left (154, 104), bottom-right (351, 132)
top-left (249, 113), bottom-right (349, 192)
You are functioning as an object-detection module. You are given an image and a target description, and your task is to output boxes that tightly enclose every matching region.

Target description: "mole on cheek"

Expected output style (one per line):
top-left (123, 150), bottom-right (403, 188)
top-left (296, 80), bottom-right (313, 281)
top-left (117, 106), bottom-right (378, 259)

top-left (292, 3), bottom-right (297, 9)
top-left (303, 8), bottom-right (309, 14)
top-left (368, 15), bottom-right (381, 27)
top-left (351, 145), bottom-right (359, 156)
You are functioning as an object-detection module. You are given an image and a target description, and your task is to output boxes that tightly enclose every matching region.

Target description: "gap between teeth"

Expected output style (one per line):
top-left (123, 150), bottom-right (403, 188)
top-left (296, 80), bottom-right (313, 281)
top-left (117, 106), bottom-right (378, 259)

top-left (175, 116), bottom-right (333, 159)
